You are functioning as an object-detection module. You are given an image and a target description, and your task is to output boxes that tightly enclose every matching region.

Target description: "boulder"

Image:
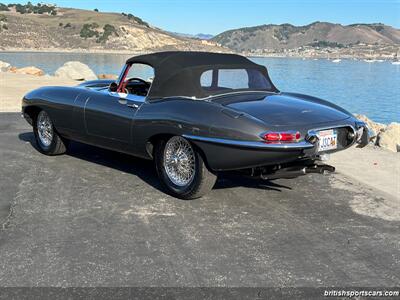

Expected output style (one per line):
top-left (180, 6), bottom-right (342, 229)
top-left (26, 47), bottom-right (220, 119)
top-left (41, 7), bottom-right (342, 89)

top-left (55, 61), bottom-right (97, 81)
top-left (0, 60), bottom-right (11, 72)
top-left (354, 114), bottom-right (386, 138)
top-left (378, 123), bottom-right (400, 152)
top-left (98, 74), bottom-right (118, 80)
top-left (10, 66), bottom-right (44, 76)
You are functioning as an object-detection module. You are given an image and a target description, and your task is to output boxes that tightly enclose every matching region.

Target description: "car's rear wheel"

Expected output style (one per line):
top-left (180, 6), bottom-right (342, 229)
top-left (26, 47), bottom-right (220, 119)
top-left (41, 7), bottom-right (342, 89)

top-left (155, 136), bottom-right (217, 199)
top-left (33, 110), bottom-right (67, 155)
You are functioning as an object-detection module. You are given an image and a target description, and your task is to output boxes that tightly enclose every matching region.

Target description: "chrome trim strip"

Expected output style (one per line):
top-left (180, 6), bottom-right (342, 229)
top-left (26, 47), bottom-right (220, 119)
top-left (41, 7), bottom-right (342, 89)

top-left (182, 134), bottom-right (315, 150)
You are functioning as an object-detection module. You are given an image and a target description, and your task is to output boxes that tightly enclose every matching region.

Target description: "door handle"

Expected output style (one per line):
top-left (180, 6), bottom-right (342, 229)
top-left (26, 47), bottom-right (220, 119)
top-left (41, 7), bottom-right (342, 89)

top-left (127, 103), bottom-right (139, 109)
top-left (118, 98), bottom-right (139, 109)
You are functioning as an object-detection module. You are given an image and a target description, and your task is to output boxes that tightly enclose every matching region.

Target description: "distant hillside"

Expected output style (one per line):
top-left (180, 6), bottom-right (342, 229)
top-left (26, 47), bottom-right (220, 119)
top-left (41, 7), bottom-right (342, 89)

top-left (0, 4), bottom-right (225, 52)
top-left (195, 33), bottom-right (214, 40)
top-left (170, 32), bottom-right (214, 40)
top-left (212, 22), bottom-right (400, 52)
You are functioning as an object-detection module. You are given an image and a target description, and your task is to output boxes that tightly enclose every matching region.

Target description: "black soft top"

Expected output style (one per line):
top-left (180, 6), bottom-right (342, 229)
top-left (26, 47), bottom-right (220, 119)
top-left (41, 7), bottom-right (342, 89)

top-left (126, 51), bottom-right (277, 100)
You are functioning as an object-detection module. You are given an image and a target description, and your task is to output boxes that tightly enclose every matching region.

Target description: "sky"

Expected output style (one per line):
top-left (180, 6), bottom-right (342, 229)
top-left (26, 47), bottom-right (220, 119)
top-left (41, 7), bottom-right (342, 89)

top-left (4, 0), bottom-right (400, 35)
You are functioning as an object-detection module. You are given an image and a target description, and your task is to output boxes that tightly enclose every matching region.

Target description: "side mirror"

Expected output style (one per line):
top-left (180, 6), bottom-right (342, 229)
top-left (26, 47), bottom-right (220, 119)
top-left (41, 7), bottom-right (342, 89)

top-left (109, 82), bottom-right (118, 92)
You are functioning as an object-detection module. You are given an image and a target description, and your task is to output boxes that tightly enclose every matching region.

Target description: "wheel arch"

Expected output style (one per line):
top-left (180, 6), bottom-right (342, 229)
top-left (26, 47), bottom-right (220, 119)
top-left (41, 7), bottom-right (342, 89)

top-left (145, 133), bottom-right (213, 171)
top-left (146, 133), bottom-right (174, 159)
top-left (23, 105), bottom-right (42, 126)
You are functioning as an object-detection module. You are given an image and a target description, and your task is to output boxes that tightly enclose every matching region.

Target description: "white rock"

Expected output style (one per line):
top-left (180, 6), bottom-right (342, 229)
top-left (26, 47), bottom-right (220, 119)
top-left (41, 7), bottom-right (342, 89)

top-left (0, 60), bottom-right (11, 72)
top-left (378, 122), bottom-right (400, 152)
top-left (55, 61), bottom-right (97, 81)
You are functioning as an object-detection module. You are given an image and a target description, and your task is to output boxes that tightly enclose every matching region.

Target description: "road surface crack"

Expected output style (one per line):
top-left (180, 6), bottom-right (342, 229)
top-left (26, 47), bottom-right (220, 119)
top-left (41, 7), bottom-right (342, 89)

top-left (1, 175), bottom-right (30, 230)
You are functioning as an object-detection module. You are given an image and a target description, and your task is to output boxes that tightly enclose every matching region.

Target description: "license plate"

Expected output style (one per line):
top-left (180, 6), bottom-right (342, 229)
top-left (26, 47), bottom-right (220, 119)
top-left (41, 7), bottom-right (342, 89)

top-left (317, 129), bottom-right (337, 152)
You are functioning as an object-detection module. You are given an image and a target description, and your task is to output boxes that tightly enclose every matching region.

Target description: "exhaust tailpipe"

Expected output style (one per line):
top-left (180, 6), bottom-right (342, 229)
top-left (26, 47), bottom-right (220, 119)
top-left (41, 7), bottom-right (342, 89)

top-left (260, 164), bottom-right (335, 180)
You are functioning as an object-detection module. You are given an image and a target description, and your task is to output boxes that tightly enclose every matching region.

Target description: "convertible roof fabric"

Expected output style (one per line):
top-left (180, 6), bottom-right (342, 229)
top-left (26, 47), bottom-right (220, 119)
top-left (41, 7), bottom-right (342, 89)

top-left (126, 51), bottom-right (277, 100)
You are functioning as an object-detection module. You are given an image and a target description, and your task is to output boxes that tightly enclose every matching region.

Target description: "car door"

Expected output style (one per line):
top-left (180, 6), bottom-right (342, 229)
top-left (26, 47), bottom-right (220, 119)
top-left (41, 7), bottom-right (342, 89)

top-left (83, 91), bottom-right (144, 152)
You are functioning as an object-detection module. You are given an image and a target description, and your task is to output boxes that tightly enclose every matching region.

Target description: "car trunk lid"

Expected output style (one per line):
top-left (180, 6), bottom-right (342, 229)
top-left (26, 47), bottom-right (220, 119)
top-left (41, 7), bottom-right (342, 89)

top-left (219, 92), bottom-right (351, 126)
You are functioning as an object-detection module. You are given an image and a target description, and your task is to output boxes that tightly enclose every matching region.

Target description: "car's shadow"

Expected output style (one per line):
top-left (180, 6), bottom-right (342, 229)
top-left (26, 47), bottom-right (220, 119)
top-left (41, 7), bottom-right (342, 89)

top-left (19, 132), bottom-right (162, 192)
top-left (18, 132), bottom-right (291, 196)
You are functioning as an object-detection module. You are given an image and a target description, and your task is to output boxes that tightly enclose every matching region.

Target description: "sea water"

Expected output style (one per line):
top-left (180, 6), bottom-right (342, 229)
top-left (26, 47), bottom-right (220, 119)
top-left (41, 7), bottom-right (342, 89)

top-left (1, 52), bottom-right (398, 123)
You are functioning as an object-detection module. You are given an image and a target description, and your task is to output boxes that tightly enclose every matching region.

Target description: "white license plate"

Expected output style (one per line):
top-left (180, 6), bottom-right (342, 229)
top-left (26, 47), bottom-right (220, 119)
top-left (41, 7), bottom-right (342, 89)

top-left (317, 129), bottom-right (338, 152)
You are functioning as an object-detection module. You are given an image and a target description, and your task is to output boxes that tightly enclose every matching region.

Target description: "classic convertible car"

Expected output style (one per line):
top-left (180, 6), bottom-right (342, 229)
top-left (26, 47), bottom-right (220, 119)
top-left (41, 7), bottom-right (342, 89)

top-left (22, 51), bottom-right (370, 199)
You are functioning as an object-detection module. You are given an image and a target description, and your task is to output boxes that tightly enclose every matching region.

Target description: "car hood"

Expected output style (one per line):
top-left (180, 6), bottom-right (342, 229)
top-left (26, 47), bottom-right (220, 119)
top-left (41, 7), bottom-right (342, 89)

top-left (222, 92), bottom-right (352, 127)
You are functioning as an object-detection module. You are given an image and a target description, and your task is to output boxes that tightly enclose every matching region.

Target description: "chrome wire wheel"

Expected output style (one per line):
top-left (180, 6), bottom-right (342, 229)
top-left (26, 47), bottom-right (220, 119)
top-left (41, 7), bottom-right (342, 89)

top-left (37, 111), bottom-right (53, 147)
top-left (163, 136), bottom-right (196, 187)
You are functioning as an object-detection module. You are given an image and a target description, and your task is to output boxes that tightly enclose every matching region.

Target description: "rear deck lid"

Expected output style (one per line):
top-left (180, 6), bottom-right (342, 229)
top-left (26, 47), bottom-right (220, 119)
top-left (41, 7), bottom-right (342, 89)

top-left (218, 92), bottom-right (351, 126)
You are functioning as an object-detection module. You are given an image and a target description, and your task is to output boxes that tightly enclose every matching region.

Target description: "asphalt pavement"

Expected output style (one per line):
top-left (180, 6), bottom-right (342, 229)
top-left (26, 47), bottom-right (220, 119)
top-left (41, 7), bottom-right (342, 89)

top-left (0, 113), bottom-right (399, 287)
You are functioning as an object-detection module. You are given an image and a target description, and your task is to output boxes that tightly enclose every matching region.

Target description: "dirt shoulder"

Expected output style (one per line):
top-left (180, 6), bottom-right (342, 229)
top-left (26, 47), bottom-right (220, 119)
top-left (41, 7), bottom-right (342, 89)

top-left (330, 145), bottom-right (399, 200)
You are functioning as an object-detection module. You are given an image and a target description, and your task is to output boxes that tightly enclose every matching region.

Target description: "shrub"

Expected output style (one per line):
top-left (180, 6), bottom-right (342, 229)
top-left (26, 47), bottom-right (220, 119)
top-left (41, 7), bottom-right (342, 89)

top-left (59, 22), bottom-right (63, 27)
top-left (0, 14), bottom-right (6, 22)
top-left (2, 23), bottom-right (7, 30)
top-left (64, 23), bottom-right (72, 28)
top-left (371, 24), bottom-right (384, 32)
top-left (15, 4), bottom-right (27, 14)
top-left (80, 23), bottom-right (100, 39)
top-left (0, 3), bottom-right (9, 11)
top-left (8, 2), bottom-right (57, 15)
top-left (126, 13), bottom-right (149, 27)
top-left (96, 24), bottom-right (118, 43)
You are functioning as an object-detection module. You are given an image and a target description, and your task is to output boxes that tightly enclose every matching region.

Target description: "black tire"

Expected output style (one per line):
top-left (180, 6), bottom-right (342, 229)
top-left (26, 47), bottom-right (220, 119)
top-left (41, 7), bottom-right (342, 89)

top-left (155, 136), bottom-right (217, 199)
top-left (33, 110), bottom-right (67, 155)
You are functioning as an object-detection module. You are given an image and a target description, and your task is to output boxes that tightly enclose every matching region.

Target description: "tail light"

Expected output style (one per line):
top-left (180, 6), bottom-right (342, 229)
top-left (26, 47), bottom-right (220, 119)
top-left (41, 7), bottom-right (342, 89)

top-left (262, 131), bottom-right (301, 143)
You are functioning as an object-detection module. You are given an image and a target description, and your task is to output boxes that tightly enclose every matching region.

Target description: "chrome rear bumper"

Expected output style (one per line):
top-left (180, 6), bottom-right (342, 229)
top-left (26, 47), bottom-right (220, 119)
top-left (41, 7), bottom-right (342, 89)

top-left (355, 121), bottom-right (372, 148)
top-left (183, 134), bottom-right (315, 150)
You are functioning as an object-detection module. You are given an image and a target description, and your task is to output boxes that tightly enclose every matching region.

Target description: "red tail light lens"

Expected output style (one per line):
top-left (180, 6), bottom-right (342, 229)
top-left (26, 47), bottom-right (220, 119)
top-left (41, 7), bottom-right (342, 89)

top-left (262, 131), bottom-right (301, 143)
top-left (264, 132), bottom-right (280, 141)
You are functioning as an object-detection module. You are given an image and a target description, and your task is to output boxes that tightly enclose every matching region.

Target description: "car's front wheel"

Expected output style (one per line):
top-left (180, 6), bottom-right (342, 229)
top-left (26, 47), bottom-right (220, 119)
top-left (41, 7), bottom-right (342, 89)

top-left (155, 136), bottom-right (217, 199)
top-left (33, 110), bottom-right (67, 155)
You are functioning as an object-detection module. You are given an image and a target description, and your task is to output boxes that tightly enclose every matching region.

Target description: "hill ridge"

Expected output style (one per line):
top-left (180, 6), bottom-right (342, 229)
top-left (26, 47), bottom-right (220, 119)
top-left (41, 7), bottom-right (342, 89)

top-left (212, 21), bottom-right (400, 52)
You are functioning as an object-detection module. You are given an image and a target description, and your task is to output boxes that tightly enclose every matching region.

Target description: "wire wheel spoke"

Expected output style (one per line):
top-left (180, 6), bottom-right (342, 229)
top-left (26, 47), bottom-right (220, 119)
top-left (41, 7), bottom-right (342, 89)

top-left (37, 111), bottom-right (53, 147)
top-left (163, 137), bottom-right (195, 186)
